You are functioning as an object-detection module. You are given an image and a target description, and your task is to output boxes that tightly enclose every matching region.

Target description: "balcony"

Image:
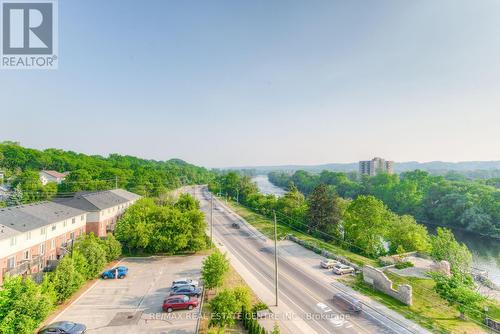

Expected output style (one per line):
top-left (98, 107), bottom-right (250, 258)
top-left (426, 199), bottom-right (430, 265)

top-left (3, 255), bottom-right (45, 278)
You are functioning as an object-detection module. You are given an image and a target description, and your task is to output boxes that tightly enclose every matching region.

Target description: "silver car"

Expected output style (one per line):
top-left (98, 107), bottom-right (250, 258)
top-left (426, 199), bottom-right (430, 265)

top-left (320, 258), bottom-right (340, 269)
top-left (332, 263), bottom-right (355, 275)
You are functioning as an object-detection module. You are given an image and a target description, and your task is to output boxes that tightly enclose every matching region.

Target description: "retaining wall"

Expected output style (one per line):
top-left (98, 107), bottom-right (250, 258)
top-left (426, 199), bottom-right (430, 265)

top-left (363, 265), bottom-right (412, 306)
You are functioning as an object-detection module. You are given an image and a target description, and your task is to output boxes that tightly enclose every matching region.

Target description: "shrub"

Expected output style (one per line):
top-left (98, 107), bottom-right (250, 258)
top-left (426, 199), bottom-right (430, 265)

top-left (394, 261), bottom-right (414, 269)
top-left (209, 289), bottom-right (238, 327)
top-left (101, 233), bottom-right (122, 262)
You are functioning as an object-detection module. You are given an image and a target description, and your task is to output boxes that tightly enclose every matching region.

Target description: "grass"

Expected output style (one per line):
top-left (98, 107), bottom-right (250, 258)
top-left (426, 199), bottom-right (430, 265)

top-left (223, 199), bottom-right (378, 267)
top-left (345, 273), bottom-right (494, 334)
top-left (198, 249), bottom-right (261, 334)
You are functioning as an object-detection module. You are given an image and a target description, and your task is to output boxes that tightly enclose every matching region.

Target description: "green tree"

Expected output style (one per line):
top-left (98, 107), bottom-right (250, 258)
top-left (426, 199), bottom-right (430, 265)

top-left (343, 195), bottom-right (391, 258)
top-left (6, 184), bottom-right (23, 206)
top-left (74, 233), bottom-right (107, 279)
top-left (385, 215), bottom-right (431, 254)
top-left (202, 250), bottom-right (230, 290)
top-left (209, 289), bottom-right (238, 327)
top-left (101, 233), bottom-right (122, 262)
top-left (307, 184), bottom-right (342, 240)
top-left (0, 276), bottom-right (54, 334)
top-left (430, 227), bottom-right (472, 274)
top-left (50, 254), bottom-right (85, 302)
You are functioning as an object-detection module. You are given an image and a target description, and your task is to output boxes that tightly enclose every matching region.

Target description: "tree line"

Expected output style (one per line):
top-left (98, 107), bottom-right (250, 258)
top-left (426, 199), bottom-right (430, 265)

top-left (268, 169), bottom-right (500, 237)
top-left (210, 172), bottom-right (473, 267)
top-left (0, 142), bottom-right (215, 205)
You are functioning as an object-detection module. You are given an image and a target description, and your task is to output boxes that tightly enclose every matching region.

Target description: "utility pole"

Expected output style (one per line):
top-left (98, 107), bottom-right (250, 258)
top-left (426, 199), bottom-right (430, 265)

top-left (115, 176), bottom-right (118, 189)
top-left (236, 188), bottom-right (239, 203)
top-left (210, 194), bottom-right (214, 244)
top-left (273, 210), bottom-right (279, 306)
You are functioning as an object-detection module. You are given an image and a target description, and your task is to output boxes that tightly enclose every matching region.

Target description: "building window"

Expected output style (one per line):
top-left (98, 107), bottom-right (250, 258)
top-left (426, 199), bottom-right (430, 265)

top-left (81, 215), bottom-right (85, 221)
top-left (51, 239), bottom-right (56, 250)
top-left (63, 220), bottom-right (67, 228)
top-left (23, 250), bottom-right (29, 260)
top-left (25, 231), bottom-right (31, 240)
top-left (39, 243), bottom-right (45, 255)
top-left (41, 227), bottom-right (47, 235)
top-left (52, 224), bottom-right (56, 231)
top-left (7, 256), bottom-right (15, 269)
top-left (72, 218), bottom-right (76, 224)
top-left (10, 236), bottom-right (16, 247)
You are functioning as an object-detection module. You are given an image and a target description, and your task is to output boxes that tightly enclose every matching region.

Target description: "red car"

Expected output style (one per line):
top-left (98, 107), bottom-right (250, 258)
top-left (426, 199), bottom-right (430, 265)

top-left (163, 295), bottom-right (198, 313)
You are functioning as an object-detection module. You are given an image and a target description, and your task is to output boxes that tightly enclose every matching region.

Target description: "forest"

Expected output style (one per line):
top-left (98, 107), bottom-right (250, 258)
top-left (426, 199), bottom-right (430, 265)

top-left (268, 169), bottom-right (500, 237)
top-left (0, 142), bottom-right (215, 205)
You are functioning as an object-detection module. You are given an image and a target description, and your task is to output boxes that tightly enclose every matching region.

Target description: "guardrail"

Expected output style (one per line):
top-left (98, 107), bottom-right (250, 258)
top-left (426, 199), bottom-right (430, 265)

top-left (195, 286), bottom-right (206, 334)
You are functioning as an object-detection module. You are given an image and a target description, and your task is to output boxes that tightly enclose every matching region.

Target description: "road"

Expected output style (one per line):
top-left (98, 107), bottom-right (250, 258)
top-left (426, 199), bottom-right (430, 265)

top-left (194, 186), bottom-right (427, 334)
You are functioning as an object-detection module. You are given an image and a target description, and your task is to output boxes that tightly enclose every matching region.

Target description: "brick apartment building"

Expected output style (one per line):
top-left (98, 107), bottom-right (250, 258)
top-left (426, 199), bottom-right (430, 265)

top-left (0, 202), bottom-right (87, 284)
top-left (0, 189), bottom-right (141, 284)
top-left (54, 189), bottom-right (141, 237)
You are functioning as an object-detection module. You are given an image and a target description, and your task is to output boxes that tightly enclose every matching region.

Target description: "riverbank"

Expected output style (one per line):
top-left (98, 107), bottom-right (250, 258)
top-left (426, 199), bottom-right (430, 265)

top-left (255, 174), bottom-right (500, 286)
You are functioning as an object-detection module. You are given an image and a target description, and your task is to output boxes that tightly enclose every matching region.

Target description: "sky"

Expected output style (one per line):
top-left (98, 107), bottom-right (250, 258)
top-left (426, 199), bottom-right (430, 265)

top-left (1, 0), bottom-right (500, 168)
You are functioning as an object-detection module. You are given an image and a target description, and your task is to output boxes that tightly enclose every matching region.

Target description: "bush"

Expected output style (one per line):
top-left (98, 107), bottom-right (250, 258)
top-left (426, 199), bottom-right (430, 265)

top-left (74, 233), bottom-right (107, 279)
top-left (101, 233), bottom-right (122, 262)
top-left (394, 261), bottom-right (414, 269)
top-left (49, 254), bottom-right (85, 302)
top-left (233, 286), bottom-right (251, 311)
top-left (209, 289), bottom-right (238, 327)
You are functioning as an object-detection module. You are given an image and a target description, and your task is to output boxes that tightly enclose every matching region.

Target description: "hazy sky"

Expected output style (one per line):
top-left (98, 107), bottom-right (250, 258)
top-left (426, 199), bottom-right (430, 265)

top-left (1, 0), bottom-right (499, 167)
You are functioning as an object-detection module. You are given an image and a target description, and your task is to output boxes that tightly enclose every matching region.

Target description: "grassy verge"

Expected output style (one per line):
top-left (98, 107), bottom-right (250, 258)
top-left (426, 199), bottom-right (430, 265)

top-left (198, 250), bottom-right (261, 334)
top-left (223, 199), bottom-right (378, 267)
top-left (344, 273), bottom-right (494, 334)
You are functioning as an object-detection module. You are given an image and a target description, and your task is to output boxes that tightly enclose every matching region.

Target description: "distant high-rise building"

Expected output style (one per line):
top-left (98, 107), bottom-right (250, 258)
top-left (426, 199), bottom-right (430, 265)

top-left (359, 157), bottom-right (395, 176)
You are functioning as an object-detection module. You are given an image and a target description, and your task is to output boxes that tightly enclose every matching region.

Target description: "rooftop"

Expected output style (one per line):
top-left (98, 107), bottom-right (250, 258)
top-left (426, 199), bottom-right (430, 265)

top-left (0, 201), bottom-right (86, 240)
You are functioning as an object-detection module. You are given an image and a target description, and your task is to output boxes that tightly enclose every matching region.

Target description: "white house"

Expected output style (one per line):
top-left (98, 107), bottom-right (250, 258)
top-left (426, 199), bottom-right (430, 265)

top-left (39, 170), bottom-right (69, 185)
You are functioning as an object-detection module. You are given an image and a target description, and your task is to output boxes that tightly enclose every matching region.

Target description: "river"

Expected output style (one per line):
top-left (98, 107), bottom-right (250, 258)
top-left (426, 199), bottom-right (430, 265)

top-left (252, 174), bottom-right (500, 285)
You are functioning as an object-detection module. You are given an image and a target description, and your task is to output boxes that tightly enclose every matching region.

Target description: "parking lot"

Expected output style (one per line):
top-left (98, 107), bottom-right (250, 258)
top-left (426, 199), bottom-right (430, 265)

top-left (52, 256), bottom-right (204, 334)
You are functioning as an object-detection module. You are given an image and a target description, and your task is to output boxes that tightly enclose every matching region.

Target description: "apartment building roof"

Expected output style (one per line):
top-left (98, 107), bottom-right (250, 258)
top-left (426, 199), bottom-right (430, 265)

top-left (0, 202), bottom-right (86, 240)
top-left (55, 189), bottom-right (141, 212)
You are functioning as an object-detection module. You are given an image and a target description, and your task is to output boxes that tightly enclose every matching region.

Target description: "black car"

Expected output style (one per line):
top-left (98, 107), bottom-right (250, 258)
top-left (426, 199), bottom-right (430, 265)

top-left (38, 321), bottom-right (86, 334)
top-left (169, 285), bottom-right (202, 297)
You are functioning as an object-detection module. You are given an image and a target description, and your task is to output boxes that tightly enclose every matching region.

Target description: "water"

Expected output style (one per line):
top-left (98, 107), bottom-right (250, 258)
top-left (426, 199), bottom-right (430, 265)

top-left (423, 224), bottom-right (500, 286)
top-left (251, 175), bottom-right (286, 197)
top-left (253, 174), bottom-right (500, 285)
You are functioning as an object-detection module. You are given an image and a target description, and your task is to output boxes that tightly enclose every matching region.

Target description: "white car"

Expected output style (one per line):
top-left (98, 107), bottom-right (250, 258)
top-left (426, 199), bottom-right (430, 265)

top-left (171, 278), bottom-right (199, 288)
top-left (320, 258), bottom-right (340, 269)
top-left (332, 264), bottom-right (355, 275)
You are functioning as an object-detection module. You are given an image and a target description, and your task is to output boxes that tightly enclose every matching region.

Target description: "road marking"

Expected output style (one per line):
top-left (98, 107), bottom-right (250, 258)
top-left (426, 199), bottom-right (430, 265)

top-left (208, 195), bottom-right (374, 334)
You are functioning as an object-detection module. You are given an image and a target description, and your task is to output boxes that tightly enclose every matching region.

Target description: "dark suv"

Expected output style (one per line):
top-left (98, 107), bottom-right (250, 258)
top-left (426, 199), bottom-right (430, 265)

top-left (170, 285), bottom-right (202, 297)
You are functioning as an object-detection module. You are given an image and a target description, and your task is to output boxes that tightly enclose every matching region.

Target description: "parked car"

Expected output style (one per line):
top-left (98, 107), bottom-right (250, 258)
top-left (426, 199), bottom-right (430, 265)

top-left (38, 321), bottom-right (87, 334)
top-left (172, 278), bottom-right (199, 288)
top-left (332, 292), bottom-right (362, 313)
top-left (101, 266), bottom-right (128, 279)
top-left (163, 295), bottom-right (199, 313)
top-left (231, 222), bottom-right (240, 229)
top-left (169, 285), bottom-right (202, 297)
top-left (320, 258), bottom-right (339, 269)
top-left (332, 263), bottom-right (354, 275)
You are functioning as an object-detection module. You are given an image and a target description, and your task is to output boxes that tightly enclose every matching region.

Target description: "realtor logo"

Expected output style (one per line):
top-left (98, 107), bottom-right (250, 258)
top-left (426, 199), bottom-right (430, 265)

top-left (1, 0), bottom-right (58, 69)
